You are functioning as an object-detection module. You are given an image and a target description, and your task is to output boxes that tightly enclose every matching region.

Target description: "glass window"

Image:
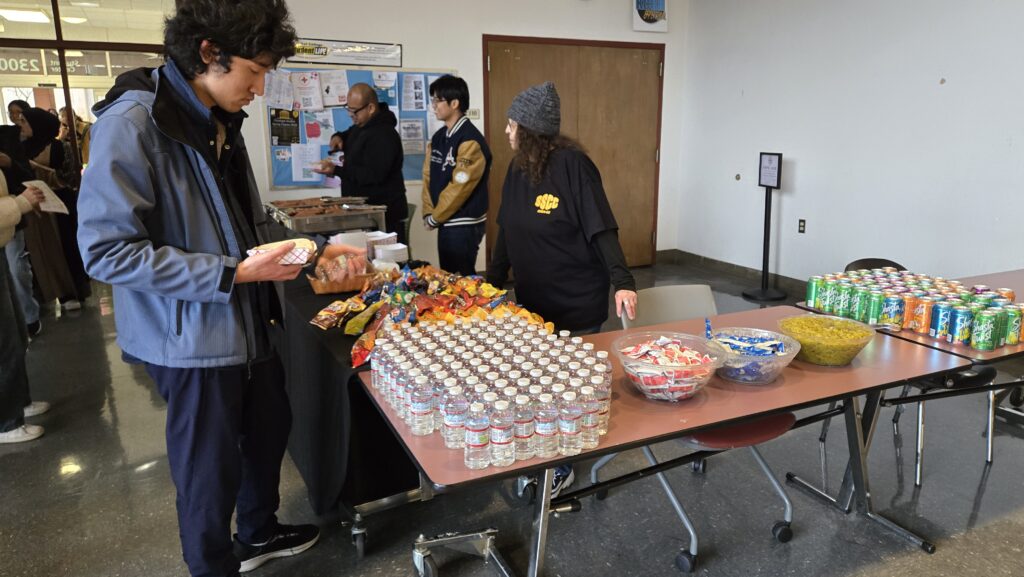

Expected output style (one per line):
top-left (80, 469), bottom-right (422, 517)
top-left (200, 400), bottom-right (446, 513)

top-left (0, 1), bottom-right (57, 40)
top-left (57, 0), bottom-right (175, 44)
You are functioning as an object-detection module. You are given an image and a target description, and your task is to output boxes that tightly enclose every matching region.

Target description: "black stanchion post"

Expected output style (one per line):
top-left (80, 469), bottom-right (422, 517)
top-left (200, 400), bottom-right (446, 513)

top-left (744, 152), bottom-right (787, 302)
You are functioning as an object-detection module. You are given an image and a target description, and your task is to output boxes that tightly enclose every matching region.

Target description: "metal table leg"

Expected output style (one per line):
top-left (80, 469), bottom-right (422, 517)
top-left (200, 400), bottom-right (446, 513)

top-left (528, 468), bottom-right (555, 577)
top-left (844, 393), bottom-right (936, 553)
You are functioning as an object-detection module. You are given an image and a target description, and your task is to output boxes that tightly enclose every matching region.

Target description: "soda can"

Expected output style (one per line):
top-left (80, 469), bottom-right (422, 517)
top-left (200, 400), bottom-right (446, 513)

top-left (997, 288), bottom-right (1017, 302)
top-left (929, 302), bottom-right (953, 340)
top-left (957, 290), bottom-right (975, 303)
top-left (835, 283), bottom-right (854, 318)
top-left (972, 284), bottom-right (990, 295)
top-left (880, 294), bottom-right (905, 330)
top-left (865, 291), bottom-right (885, 325)
top-left (806, 276), bottom-right (824, 309)
top-left (901, 294), bottom-right (918, 330)
top-left (974, 293), bottom-right (997, 306)
top-left (913, 297), bottom-right (934, 335)
top-left (994, 306), bottom-right (1009, 347)
top-left (1005, 305), bottom-right (1022, 346)
top-left (968, 302), bottom-right (988, 318)
top-left (851, 286), bottom-right (870, 322)
top-left (949, 306), bottom-right (973, 345)
top-left (821, 279), bottom-right (838, 314)
top-left (944, 298), bottom-right (965, 308)
top-left (970, 310), bottom-right (997, 351)
top-left (991, 297), bottom-right (1012, 309)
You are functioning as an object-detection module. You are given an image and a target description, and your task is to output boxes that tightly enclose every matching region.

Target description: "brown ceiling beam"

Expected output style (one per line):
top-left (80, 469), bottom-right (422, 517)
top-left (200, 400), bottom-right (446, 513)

top-left (0, 38), bottom-right (163, 53)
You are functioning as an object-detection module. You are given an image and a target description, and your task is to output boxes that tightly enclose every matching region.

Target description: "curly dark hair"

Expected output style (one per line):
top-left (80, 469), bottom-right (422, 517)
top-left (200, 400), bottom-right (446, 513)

top-left (164, 0), bottom-right (297, 79)
top-left (513, 126), bottom-right (582, 186)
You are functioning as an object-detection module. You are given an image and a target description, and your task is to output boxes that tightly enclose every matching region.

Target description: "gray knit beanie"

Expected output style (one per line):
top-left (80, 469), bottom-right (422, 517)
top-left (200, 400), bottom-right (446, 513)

top-left (507, 81), bottom-right (560, 136)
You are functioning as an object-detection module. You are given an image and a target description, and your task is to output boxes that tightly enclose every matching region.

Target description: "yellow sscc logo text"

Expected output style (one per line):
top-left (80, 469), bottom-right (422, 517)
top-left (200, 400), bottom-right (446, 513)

top-left (535, 193), bottom-right (559, 214)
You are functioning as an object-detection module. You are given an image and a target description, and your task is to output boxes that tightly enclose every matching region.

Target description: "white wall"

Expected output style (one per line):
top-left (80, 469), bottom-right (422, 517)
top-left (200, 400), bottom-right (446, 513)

top-left (241, 0), bottom-right (688, 269)
top-left (677, 0), bottom-right (1024, 280)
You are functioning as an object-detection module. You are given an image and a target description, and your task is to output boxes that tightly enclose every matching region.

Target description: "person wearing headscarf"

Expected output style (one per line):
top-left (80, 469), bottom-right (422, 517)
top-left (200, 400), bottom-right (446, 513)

top-left (18, 107), bottom-right (89, 308)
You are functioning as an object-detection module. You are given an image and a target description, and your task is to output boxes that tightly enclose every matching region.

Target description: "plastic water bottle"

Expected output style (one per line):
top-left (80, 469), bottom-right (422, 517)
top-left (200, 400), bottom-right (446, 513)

top-left (533, 394), bottom-right (559, 458)
top-left (391, 360), bottom-right (412, 410)
top-left (578, 386), bottom-right (601, 450)
top-left (482, 392), bottom-right (499, 412)
top-left (489, 400), bottom-right (515, 467)
top-left (370, 341), bottom-right (391, 392)
top-left (432, 373), bottom-right (448, 432)
top-left (402, 368), bottom-right (423, 425)
top-left (558, 391), bottom-right (583, 456)
top-left (441, 385), bottom-right (469, 449)
top-left (591, 375), bottom-right (611, 435)
top-left (464, 402), bottom-right (490, 470)
top-left (410, 376), bottom-right (435, 436)
top-left (513, 395), bottom-right (535, 461)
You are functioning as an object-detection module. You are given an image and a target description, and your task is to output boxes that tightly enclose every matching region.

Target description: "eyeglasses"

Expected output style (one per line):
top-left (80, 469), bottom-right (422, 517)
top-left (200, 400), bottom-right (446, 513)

top-left (344, 103), bottom-right (369, 115)
top-left (430, 97), bottom-right (446, 106)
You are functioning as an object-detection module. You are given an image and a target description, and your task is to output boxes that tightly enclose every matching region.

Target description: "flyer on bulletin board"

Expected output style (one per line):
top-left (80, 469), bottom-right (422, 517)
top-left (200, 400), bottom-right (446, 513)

top-left (291, 71), bottom-right (324, 111)
top-left (320, 70), bottom-right (349, 107)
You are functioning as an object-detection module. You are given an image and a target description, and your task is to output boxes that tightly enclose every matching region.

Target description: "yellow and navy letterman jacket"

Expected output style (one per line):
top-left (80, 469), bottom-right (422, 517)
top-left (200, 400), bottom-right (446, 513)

top-left (422, 116), bottom-right (492, 228)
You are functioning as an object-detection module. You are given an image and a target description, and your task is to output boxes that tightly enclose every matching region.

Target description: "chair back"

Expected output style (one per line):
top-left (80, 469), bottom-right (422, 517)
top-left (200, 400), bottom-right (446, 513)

top-left (844, 258), bottom-right (905, 272)
top-left (623, 284), bottom-right (718, 329)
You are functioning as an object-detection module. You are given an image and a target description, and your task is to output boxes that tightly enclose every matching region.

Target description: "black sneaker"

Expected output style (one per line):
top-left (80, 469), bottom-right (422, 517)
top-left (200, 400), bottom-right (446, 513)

top-left (234, 524), bottom-right (319, 573)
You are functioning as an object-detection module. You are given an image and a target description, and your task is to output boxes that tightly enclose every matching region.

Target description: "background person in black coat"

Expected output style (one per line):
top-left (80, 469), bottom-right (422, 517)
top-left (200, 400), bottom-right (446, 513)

top-left (317, 83), bottom-right (408, 243)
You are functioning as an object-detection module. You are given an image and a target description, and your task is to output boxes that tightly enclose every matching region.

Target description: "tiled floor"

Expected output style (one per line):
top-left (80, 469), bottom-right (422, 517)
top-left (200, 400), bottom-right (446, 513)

top-left (4, 260), bottom-right (1024, 577)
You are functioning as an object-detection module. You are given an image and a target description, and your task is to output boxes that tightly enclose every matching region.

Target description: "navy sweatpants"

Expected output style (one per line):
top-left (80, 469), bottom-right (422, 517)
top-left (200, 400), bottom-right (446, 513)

top-left (146, 355), bottom-right (292, 577)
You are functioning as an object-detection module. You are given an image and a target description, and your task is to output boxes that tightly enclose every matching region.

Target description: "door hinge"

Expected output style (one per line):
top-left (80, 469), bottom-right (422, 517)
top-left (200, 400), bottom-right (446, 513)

top-left (659, 61), bottom-right (663, 77)
top-left (655, 149), bottom-right (660, 163)
top-left (651, 231), bottom-right (657, 246)
top-left (487, 55), bottom-right (491, 72)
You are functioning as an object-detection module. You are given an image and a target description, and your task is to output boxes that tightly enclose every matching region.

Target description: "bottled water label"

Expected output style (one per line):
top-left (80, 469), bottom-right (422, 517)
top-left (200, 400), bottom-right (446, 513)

top-left (444, 413), bottom-right (465, 429)
top-left (514, 420), bottom-right (534, 438)
top-left (490, 425), bottom-right (513, 445)
top-left (559, 417), bottom-right (581, 435)
top-left (582, 411), bottom-right (599, 429)
top-left (410, 402), bottom-right (433, 416)
top-left (465, 427), bottom-right (489, 448)
top-left (535, 420), bottom-right (557, 437)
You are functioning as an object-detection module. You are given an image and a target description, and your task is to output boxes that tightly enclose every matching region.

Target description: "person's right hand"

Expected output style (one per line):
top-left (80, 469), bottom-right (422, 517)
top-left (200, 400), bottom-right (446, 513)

top-left (235, 242), bottom-right (303, 284)
top-left (19, 186), bottom-right (45, 208)
top-left (312, 159), bottom-right (335, 175)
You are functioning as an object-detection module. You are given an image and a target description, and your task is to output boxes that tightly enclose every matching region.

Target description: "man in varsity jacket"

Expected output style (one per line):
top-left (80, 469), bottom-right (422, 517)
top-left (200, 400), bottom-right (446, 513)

top-left (422, 75), bottom-right (492, 276)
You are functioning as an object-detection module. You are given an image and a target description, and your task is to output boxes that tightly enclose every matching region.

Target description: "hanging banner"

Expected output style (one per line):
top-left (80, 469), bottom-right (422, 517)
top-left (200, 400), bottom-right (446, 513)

top-left (288, 38), bottom-right (402, 68)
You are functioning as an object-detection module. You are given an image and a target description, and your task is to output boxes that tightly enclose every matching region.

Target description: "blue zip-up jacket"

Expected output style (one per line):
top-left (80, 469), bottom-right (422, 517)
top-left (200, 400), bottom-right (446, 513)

top-left (78, 60), bottom-right (293, 368)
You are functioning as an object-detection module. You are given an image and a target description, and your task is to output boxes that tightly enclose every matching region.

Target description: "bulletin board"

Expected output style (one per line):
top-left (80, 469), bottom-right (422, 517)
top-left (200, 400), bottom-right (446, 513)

top-left (264, 65), bottom-right (454, 190)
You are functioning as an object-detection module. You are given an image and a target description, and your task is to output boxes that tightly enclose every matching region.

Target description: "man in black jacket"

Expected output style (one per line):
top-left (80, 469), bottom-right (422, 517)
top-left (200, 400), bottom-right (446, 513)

top-left (333, 83), bottom-right (408, 242)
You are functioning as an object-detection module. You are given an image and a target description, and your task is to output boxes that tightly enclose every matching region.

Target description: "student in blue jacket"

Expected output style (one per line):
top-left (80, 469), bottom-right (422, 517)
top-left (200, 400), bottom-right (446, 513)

top-left (77, 2), bottom-right (363, 575)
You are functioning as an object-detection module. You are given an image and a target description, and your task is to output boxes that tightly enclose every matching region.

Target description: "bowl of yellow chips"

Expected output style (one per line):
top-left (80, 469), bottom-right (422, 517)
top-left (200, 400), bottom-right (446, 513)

top-left (777, 314), bottom-right (874, 366)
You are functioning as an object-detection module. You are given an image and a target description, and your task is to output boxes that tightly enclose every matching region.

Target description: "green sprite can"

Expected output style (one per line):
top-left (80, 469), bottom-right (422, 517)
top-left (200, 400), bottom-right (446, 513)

top-left (806, 276), bottom-right (824, 310)
top-left (993, 307), bottom-right (1009, 347)
top-left (957, 290), bottom-right (974, 303)
top-left (969, 302), bottom-right (988, 318)
top-left (834, 282), bottom-right (854, 318)
top-left (821, 279), bottom-right (838, 314)
top-left (851, 286), bottom-right (871, 322)
top-left (970, 310), bottom-right (998, 351)
top-left (1005, 305), bottom-right (1022, 346)
top-left (866, 290), bottom-right (885, 324)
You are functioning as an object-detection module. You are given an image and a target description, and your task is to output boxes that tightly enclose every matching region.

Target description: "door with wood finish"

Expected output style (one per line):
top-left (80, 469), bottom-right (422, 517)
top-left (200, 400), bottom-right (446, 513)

top-left (485, 41), bottom-right (580, 261)
top-left (577, 46), bottom-right (661, 266)
top-left (484, 37), bottom-right (663, 267)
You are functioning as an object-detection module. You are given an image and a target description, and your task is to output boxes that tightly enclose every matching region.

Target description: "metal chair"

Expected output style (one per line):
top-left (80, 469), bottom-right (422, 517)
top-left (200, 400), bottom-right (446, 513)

top-left (591, 284), bottom-right (796, 572)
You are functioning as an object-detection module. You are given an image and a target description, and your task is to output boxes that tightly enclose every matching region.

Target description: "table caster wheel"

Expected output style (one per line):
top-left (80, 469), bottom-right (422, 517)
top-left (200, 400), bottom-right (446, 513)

top-left (517, 481), bottom-right (536, 504)
top-left (772, 521), bottom-right (793, 543)
top-left (352, 530), bottom-right (367, 559)
top-left (675, 550), bottom-right (697, 573)
top-left (1010, 387), bottom-right (1024, 408)
top-left (691, 459), bottom-right (707, 474)
top-left (416, 555), bottom-right (439, 577)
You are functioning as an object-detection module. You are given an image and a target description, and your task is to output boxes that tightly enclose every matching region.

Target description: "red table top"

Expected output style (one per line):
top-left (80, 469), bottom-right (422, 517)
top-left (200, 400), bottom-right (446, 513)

top-left (357, 306), bottom-right (969, 490)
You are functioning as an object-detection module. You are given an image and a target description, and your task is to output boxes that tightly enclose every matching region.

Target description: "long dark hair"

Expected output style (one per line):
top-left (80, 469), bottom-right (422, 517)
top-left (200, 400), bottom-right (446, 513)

top-left (21, 107), bottom-right (61, 160)
top-left (513, 126), bottom-right (582, 186)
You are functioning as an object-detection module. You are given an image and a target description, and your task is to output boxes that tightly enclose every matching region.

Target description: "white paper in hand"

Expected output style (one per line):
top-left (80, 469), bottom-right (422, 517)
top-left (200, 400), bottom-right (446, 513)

top-left (22, 180), bottom-right (68, 214)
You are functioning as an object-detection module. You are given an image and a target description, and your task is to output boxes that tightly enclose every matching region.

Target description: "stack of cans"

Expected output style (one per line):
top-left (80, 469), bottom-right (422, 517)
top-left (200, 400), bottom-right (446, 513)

top-left (806, 268), bottom-right (1021, 352)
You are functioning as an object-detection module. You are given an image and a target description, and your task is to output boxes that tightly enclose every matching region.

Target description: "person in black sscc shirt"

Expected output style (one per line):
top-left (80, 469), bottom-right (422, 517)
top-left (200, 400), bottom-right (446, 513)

top-left (486, 81), bottom-right (637, 334)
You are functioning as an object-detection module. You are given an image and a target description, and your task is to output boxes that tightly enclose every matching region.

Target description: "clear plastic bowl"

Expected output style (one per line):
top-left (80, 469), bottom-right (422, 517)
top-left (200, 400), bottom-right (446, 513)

top-left (612, 332), bottom-right (725, 402)
top-left (777, 314), bottom-right (874, 367)
top-left (712, 327), bottom-right (801, 385)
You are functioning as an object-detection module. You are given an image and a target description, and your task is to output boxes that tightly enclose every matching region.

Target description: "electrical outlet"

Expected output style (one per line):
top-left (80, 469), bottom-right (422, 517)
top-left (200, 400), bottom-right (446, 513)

top-left (798, 219), bottom-right (806, 233)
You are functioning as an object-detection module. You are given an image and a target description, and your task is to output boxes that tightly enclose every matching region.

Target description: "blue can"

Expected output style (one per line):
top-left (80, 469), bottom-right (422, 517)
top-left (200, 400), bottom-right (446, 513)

top-left (948, 306), bottom-right (973, 345)
top-left (879, 294), bottom-right (905, 330)
top-left (929, 302), bottom-right (953, 340)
